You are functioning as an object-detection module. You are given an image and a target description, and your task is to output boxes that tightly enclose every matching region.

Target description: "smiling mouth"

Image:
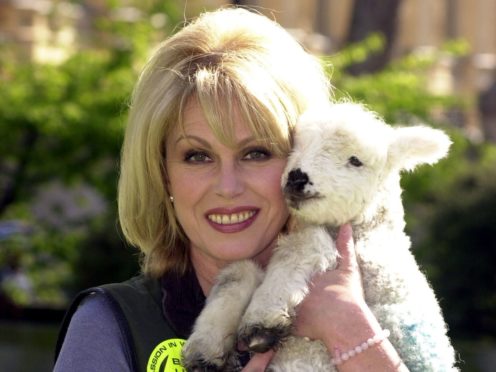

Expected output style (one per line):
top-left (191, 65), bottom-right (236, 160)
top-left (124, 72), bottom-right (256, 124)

top-left (207, 210), bottom-right (257, 225)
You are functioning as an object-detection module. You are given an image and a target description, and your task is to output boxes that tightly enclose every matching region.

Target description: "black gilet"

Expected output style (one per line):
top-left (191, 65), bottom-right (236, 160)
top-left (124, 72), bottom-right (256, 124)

top-left (54, 275), bottom-right (189, 372)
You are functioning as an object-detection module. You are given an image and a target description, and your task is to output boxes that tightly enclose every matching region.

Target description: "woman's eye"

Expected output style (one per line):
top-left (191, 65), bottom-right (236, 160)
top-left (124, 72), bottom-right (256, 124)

top-left (243, 148), bottom-right (272, 161)
top-left (184, 150), bottom-right (212, 163)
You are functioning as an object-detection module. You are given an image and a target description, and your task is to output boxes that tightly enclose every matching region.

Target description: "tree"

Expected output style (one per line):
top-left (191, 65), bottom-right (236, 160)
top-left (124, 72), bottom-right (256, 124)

top-left (345, 0), bottom-right (403, 75)
top-left (405, 139), bottom-right (496, 341)
top-left (326, 39), bottom-right (496, 369)
top-left (0, 0), bottom-right (181, 303)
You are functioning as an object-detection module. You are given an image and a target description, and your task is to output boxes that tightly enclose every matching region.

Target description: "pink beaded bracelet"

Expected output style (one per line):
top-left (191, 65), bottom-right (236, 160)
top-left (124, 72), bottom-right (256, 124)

top-left (331, 329), bottom-right (391, 366)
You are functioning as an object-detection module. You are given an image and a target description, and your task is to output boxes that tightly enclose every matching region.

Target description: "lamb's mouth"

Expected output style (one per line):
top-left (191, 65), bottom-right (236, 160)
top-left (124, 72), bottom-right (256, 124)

top-left (285, 192), bottom-right (322, 210)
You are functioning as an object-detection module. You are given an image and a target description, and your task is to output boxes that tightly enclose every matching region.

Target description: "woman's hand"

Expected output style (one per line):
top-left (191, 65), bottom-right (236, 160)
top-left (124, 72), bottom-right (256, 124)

top-left (293, 223), bottom-right (368, 345)
top-left (241, 350), bottom-right (275, 372)
top-left (294, 223), bottom-right (406, 371)
top-left (242, 223), bottom-right (364, 370)
top-left (243, 223), bottom-right (405, 371)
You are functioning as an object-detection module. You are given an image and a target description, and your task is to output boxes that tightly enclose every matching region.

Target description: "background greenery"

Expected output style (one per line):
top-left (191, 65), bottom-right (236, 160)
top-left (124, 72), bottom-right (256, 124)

top-left (0, 1), bottom-right (494, 370)
top-left (327, 38), bottom-right (496, 369)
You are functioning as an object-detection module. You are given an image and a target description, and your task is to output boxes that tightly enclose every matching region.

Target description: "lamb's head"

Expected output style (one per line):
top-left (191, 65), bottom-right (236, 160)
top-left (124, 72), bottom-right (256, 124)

top-left (282, 102), bottom-right (451, 226)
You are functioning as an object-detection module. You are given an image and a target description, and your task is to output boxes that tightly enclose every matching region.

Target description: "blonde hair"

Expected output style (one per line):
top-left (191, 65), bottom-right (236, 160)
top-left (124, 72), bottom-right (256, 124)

top-left (118, 7), bottom-right (331, 277)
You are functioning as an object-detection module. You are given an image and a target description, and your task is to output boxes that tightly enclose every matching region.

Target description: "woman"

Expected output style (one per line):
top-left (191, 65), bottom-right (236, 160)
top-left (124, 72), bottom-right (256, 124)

top-left (54, 8), bottom-right (406, 371)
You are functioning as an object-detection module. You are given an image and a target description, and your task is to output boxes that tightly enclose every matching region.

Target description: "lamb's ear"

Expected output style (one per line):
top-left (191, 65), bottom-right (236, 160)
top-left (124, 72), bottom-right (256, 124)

top-left (387, 126), bottom-right (452, 171)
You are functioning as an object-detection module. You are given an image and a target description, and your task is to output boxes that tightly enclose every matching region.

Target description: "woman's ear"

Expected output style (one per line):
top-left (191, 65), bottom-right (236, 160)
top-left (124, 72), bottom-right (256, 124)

top-left (387, 126), bottom-right (452, 171)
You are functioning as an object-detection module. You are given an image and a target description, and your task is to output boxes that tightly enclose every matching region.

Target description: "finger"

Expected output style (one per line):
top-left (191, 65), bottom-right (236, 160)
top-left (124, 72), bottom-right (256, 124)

top-left (336, 223), bottom-right (357, 270)
top-left (242, 350), bottom-right (275, 372)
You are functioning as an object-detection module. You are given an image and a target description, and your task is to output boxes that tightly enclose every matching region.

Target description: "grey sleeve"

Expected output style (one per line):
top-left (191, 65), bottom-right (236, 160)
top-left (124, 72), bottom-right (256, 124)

top-left (53, 293), bottom-right (133, 372)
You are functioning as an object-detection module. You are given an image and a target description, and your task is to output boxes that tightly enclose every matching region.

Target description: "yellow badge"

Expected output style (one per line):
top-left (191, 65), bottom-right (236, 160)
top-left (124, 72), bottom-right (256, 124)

top-left (147, 338), bottom-right (186, 372)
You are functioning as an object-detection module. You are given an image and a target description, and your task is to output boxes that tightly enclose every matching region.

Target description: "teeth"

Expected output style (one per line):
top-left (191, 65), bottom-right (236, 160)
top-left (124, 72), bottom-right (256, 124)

top-left (208, 211), bottom-right (256, 225)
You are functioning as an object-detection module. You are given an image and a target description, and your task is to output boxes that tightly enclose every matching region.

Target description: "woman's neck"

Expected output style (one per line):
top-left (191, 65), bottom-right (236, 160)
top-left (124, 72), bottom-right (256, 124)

top-left (189, 243), bottom-right (275, 296)
top-left (190, 251), bottom-right (221, 296)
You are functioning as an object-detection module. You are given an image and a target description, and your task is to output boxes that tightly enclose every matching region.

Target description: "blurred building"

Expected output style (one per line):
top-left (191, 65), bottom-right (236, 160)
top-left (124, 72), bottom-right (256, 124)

top-left (1, 0), bottom-right (495, 139)
top-left (0, 0), bottom-right (82, 64)
top-left (185, 0), bottom-right (496, 140)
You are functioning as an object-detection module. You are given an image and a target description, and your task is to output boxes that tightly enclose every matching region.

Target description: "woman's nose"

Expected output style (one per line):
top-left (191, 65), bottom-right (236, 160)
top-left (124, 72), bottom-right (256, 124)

top-left (214, 161), bottom-right (245, 199)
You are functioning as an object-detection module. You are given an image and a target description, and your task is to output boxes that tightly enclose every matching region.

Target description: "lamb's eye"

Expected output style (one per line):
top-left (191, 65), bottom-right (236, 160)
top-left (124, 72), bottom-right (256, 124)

top-left (348, 156), bottom-right (363, 167)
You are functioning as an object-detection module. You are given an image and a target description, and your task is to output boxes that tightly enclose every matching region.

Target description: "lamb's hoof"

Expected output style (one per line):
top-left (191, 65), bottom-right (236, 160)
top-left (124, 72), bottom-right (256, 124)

top-left (238, 324), bottom-right (290, 353)
top-left (183, 353), bottom-right (242, 372)
top-left (182, 356), bottom-right (223, 372)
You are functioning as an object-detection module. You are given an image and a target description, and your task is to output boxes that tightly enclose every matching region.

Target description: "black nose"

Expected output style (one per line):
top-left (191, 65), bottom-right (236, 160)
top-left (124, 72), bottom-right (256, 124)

top-left (285, 168), bottom-right (309, 194)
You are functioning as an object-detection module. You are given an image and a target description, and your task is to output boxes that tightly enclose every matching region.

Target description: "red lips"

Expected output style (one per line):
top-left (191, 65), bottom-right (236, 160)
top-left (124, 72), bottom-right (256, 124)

top-left (205, 207), bottom-right (259, 233)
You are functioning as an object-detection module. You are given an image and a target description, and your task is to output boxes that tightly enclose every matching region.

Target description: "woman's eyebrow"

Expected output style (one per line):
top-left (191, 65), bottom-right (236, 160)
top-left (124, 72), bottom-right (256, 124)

top-left (174, 135), bottom-right (211, 147)
top-left (238, 136), bottom-right (258, 147)
top-left (175, 134), bottom-right (258, 148)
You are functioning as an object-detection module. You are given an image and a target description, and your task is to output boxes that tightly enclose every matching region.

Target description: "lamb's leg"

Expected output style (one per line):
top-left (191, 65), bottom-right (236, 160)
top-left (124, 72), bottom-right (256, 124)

top-left (238, 226), bottom-right (338, 352)
top-left (182, 260), bottom-right (263, 372)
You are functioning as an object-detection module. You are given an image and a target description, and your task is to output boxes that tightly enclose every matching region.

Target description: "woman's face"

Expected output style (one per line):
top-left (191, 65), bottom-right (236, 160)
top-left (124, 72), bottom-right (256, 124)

top-left (165, 100), bottom-right (289, 270)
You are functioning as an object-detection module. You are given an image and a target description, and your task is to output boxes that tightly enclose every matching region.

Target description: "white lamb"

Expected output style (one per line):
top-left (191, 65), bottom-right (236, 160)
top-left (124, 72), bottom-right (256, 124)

top-left (182, 102), bottom-right (458, 371)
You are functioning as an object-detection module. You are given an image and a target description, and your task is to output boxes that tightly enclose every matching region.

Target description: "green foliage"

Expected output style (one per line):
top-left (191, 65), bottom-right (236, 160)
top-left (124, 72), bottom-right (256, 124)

top-left (0, 50), bottom-right (128, 192)
top-left (1, 8), bottom-right (495, 358)
top-left (404, 138), bottom-right (496, 341)
top-left (323, 37), bottom-right (496, 345)
top-left (324, 36), bottom-right (468, 123)
top-left (0, 0), bottom-right (181, 304)
top-left (0, 47), bottom-right (134, 298)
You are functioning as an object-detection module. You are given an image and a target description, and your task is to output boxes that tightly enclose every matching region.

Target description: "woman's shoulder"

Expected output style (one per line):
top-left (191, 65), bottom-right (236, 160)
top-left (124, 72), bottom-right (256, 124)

top-left (54, 293), bottom-right (132, 371)
top-left (53, 275), bottom-right (158, 371)
top-left (98, 274), bottom-right (163, 306)
top-left (54, 275), bottom-right (182, 371)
